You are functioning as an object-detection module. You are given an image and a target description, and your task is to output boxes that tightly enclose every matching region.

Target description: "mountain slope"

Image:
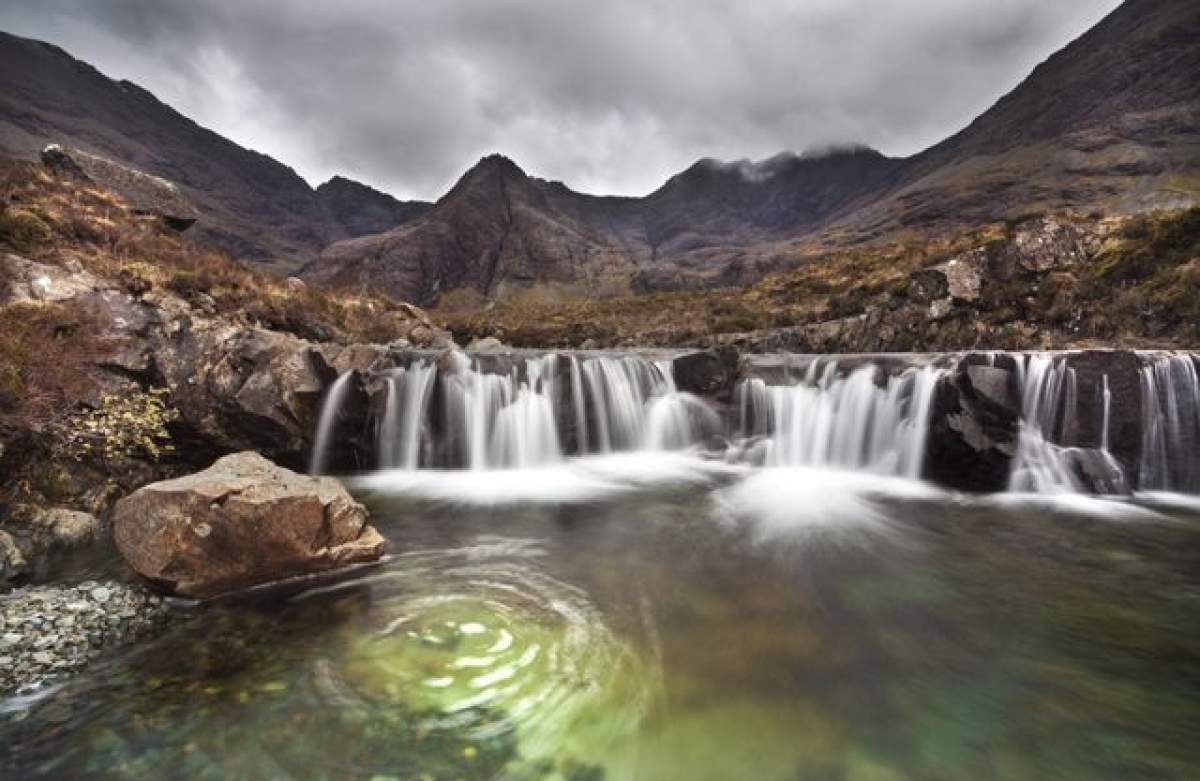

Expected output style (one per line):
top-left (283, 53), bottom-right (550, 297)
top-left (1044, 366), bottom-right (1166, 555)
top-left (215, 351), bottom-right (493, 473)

top-left (0, 32), bottom-right (423, 271)
top-left (307, 155), bottom-right (635, 303)
top-left (312, 0), bottom-right (1197, 304)
top-left (839, 0), bottom-right (1200, 234)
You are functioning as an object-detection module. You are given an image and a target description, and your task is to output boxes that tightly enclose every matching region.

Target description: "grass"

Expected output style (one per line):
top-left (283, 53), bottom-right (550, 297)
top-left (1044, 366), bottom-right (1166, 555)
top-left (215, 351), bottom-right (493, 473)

top-left (0, 158), bottom-right (429, 345)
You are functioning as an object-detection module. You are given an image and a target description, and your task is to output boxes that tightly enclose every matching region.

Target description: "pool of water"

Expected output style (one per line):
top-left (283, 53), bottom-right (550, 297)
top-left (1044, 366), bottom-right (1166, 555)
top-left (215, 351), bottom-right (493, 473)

top-left (3, 455), bottom-right (1200, 780)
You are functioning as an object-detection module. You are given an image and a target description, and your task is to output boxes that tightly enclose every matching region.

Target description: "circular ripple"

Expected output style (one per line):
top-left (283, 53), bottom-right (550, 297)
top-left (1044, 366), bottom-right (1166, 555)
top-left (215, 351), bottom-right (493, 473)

top-left (317, 537), bottom-right (655, 758)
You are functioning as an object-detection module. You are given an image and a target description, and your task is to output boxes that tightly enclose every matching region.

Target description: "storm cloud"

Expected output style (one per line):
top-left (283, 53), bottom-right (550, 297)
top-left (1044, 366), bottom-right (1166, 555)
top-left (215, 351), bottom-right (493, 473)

top-left (0, 0), bottom-right (1121, 200)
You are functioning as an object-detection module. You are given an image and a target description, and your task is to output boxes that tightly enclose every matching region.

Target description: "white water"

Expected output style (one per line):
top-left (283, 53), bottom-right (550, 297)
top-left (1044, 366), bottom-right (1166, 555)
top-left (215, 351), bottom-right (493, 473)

top-left (1008, 355), bottom-right (1086, 493)
top-left (309, 371), bottom-right (354, 475)
top-left (736, 362), bottom-right (942, 478)
top-left (313, 352), bottom-right (713, 473)
top-left (311, 350), bottom-right (1200, 498)
top-left (1139, 353), bottom-right (1200, 492)
top-left (377, 362), bottom-right (437, 469)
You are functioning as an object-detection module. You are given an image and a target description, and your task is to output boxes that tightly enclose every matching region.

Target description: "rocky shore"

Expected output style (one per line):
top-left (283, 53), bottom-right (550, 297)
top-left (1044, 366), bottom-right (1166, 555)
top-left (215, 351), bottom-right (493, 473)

top-left (0, 581), bottom-right (174, 697)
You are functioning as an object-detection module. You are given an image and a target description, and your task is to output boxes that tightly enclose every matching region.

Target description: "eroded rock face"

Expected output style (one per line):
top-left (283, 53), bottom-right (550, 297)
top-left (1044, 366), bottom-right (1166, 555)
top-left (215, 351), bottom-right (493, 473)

top-left (112, 452), bottom-right (385, 598)
top-left (924, 353), bottom-right (1021, 492)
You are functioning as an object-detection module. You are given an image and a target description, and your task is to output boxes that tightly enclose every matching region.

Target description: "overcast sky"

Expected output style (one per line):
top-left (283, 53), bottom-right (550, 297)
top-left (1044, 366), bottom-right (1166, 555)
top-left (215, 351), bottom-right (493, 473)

top-left (0, 0), bottom-right (1121, 200)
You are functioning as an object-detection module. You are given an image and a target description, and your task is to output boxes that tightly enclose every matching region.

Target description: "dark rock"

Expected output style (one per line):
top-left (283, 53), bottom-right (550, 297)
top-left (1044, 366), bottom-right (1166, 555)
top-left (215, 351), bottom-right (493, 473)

top-left (923, 354), bottom-right (1021, 492)
top-left (113, 452), bottom-right (385, 598)
top-left (672, 347), bottom-right (741, 402)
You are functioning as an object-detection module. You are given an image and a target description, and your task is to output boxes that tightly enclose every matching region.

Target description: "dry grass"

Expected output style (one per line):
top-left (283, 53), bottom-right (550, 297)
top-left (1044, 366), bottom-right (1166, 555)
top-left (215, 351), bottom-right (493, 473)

top-left (0, 158), bottom-right (428, 345)
top-left (438, 221), bottom-right (1008, 347)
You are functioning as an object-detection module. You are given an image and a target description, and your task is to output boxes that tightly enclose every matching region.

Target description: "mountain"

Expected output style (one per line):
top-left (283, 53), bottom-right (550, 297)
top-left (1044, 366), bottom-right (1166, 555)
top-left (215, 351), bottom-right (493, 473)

top-left (310, 146), bottom-right (906, 302)
top-left (315, 176), bottom-right (431, 238)
top-left (0, 32), bottom-right (424, 272)
top-left (308, 154), bottom-right (634, 302)
top-left (311, 0), bottom-right (1198, 304)
top-left (837, 0), bottom-right (1200, 235)
top-left (3, 0), bottom-right (1196, 300)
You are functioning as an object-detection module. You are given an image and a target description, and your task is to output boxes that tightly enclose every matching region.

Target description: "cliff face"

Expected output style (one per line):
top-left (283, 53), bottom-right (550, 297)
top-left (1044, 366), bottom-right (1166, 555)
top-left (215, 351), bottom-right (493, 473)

top-left (837, 0), bottom-right (1200, 235)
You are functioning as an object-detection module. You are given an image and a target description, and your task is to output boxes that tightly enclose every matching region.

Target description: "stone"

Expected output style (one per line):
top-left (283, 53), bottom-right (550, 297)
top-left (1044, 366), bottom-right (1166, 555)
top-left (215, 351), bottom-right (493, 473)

top-left (672, 347), bottom-right (741, 402)
top-left (0, 531), bottom-right (26, 583)
top-left (284, 277), bottom-right (308, 294)
top-left (29, 508), bottom-right (99, 550)
top-left (112, 452), bottom-right (385, 598)
top-left (924, 354), bottom-right (1021, 492)
top-left (466, 336), bottom-right (508, 352)
top-left (41, 145), bottom-right (199, 230)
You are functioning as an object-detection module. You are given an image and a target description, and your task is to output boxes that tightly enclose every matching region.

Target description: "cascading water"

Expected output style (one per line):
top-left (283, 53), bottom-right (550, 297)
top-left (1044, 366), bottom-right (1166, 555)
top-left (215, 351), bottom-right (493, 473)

top-left (313, 351), bottom-right (715, 473)
top-left (377, 362), bottom-right (437, 469)
top-left (1007, 354), bottom-right (1130, 494)
top-left (1008, 355), bottom-right (1084, 493)
top-left (309, 371), bottom-right (354, 475)
top-left (1138, 353), bottom-right (1200, 492)
top-left (735, 361), bottom-right (943, 478)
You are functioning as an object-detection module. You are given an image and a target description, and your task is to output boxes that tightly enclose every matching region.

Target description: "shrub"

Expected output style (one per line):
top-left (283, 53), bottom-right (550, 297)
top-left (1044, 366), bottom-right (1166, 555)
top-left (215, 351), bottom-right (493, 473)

top-left (58, 388), bottom-right (178, 465)
top-left (166, 270), bottom-right (215, 298)
top-left (0, 209), bottom-right (53, 253)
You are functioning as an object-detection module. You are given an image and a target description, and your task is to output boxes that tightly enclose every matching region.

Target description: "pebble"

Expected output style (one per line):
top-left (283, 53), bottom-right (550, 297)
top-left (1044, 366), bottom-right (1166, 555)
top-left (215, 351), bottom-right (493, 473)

top-left (0, 581), bottom-right (174, 697)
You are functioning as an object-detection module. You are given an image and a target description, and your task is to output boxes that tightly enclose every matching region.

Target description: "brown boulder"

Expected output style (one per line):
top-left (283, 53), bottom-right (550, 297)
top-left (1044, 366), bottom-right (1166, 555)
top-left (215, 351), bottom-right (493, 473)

top-left (113, 452), bottom-right (384, 598)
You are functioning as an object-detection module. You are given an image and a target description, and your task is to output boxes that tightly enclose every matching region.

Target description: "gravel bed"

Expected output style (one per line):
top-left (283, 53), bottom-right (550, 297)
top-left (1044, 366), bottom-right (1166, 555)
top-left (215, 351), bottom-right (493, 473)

top-left (0, 581), bottom-right (173, 697)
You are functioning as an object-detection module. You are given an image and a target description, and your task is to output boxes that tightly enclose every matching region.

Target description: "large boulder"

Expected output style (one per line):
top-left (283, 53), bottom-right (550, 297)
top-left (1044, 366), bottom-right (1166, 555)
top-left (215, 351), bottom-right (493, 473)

top-left (924, 353), bottom-right (1021, 492)
top-left (41, 145), bottom-right (199, 231)
top-left (112, 452), bottom-right (385, 598)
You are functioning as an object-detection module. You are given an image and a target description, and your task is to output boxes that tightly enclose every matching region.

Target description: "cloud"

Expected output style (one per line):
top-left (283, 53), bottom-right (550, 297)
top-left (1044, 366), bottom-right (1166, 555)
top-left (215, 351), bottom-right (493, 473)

top-left (0, 0), bottom-right (1121, 199)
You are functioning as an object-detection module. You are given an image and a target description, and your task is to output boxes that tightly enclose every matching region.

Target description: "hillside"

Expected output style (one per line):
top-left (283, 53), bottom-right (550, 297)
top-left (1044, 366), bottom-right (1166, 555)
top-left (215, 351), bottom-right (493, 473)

top-left (0, 32), bottom-right (425, 272)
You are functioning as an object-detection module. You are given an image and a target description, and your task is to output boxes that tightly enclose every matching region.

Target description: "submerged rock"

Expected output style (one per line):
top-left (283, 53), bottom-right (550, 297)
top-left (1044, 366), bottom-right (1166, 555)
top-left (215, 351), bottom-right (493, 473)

top-left (112, 452), bottom-right (385, 598)
top-left (0, 580), bottom-right (171, 696)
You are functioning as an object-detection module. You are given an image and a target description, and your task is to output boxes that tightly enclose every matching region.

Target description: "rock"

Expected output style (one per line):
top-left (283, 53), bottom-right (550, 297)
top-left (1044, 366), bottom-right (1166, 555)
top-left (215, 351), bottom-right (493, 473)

top-left (157, 327), bottom-right (329, 464)
top-left (672, 347), bottom-right (741, 402)
top-left (466, 336), bottom-right (508, 352)
top-left (0, 580), bottom-right (172, 695)
top-left (28, 508), bottom-right (99, 550)
top-left (0, 253), bottom-right (103, 306)
top-left (0, 531), bottom-right (27, 583)
top-left (284, 277), bottom-right (308, 294)
top-left (112, 452), bottom-right (385, 598)
top-left (927, 298), bottom-right (954, 321)
top-left (986, 217), bottom-right (1095, 281)
top-left (924, 354), bottom-right (1021, 492)
top-left (910, 247), bottom-right (986, 304)
top-left (41, 145), bottom-right (199, 231)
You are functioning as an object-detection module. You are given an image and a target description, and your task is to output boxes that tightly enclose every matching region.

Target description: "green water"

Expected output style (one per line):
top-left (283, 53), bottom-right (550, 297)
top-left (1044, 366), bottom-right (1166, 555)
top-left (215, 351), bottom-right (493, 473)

top-left (3, 467), bottom-right (1200, 780)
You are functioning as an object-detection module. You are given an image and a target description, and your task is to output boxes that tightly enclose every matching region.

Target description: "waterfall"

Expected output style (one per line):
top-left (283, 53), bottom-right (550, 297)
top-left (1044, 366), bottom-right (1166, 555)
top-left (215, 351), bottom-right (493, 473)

top-left (1008, 355), bottom-right (1083, 493)
top-left (1139, 354), bottom-right (1200, 492)
top-left (1007, 355), bottom-right (1127, 494)
top-left (376, 361), bottom-right (437, 469)
top-left (309, 371), bottom-right (354, 475)
top-left (364, 351), bottom-right (710, 471)
top-left (736, 362), bottom-right (943, 478)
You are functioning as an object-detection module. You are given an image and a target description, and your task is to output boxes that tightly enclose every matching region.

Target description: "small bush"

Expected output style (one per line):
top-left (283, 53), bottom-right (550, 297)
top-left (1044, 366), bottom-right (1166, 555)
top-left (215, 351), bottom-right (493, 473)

top-left (0, 209), bottom-right (53, 253)
top-left (166, 270), bottom-right (215, 298)
top-left (58, 388), bottom-right (178, 465)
